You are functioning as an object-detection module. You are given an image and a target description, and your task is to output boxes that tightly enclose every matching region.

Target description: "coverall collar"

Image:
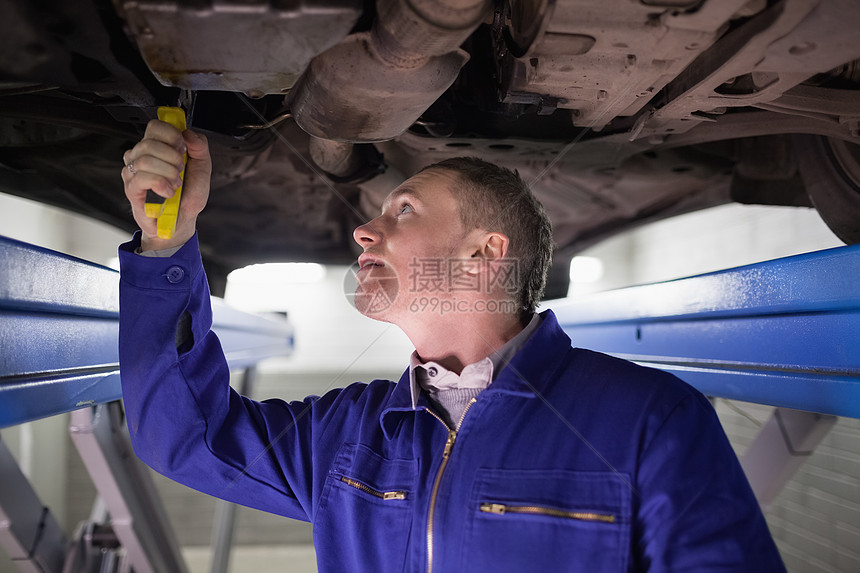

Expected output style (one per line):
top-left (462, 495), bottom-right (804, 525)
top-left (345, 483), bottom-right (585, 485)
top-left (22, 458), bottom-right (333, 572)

top-left (380, 309), bottom-right (572, 438)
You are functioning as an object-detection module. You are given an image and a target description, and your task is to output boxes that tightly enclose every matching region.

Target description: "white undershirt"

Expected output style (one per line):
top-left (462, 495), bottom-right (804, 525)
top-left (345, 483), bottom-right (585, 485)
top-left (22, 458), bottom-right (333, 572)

top-left (408, 313), bottom-right (542, 427)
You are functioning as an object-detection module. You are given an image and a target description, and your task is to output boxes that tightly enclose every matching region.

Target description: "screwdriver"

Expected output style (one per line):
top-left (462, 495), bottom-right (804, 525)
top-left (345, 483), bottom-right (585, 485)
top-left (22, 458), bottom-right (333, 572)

top-left (144, 106), bottom-right (187, 240)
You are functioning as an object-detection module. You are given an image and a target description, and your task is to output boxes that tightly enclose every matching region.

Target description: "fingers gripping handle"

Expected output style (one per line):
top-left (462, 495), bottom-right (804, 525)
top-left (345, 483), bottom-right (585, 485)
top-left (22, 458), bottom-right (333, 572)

top-left (145, 106), bottom-right (187, 239)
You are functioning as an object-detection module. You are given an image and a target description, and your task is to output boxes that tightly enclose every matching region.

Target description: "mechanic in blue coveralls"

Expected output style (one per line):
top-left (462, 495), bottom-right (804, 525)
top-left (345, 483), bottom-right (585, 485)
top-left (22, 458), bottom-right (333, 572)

top-left (118, 120), bottom-right (785, 572)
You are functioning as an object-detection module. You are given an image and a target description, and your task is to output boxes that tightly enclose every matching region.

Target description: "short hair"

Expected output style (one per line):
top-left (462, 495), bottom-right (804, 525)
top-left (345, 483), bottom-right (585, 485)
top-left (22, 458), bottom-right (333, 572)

top-left (420, 157), bottom-right (554, 320)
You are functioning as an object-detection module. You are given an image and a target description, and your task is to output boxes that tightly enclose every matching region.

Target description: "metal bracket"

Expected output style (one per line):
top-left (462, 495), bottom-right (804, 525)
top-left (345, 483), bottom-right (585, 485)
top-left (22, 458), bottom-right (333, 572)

top-left (0, 436), bottom-right (66, 573)
top-left (68, 402), bottom-right (189, 573)
top-left (740, 407), bottom-right (837, 510)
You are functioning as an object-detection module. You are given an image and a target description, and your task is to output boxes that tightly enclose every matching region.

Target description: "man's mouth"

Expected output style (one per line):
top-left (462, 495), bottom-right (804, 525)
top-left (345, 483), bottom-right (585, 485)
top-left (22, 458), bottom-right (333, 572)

top-left (358, 255), bottom-right (384, 270)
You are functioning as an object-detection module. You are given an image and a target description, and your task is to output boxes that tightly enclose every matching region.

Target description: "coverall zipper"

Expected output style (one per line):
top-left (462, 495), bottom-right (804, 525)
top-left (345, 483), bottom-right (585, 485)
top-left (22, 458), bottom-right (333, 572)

top-left (426, 398), bottom-right (477, 573)
top-left (479, 502), bottom-right (616, 523)
top-left (339, 476), bottom-right (407, 500)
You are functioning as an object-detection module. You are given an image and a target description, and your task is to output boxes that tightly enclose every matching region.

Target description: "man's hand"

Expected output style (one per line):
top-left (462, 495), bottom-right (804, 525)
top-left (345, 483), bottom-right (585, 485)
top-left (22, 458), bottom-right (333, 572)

top-left (121, 119), bottom-right (212, 252)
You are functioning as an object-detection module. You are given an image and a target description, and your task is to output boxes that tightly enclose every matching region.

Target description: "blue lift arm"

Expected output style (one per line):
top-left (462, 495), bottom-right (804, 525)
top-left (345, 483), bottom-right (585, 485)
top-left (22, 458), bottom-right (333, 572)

top-left (1, 235), bottom-right (296, 571)
top-left (551, 244), bottom-right (860, 419)
top-left (0, 234), bottom-right (294, 428)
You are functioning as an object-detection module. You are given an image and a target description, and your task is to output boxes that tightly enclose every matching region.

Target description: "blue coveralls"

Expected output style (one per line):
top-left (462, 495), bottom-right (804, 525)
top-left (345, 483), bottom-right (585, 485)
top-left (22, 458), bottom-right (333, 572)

top-left (118, 232), bottom-right (785, 572)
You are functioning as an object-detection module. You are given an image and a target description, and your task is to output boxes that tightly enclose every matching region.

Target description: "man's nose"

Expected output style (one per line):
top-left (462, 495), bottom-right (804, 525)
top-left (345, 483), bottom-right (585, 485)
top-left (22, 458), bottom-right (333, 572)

top-left (353, 218), bottom-right (382, 247)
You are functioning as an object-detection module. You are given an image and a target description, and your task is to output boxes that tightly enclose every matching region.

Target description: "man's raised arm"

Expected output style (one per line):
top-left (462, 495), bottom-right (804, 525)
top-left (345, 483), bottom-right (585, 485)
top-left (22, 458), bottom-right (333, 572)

top-left (117, 121), bottom-right (314, 520)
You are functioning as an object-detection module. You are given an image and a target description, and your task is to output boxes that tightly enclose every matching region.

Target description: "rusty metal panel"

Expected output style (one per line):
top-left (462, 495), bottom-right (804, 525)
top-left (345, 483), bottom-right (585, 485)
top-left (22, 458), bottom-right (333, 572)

top-left (118, 0), bottom-right (363, 96)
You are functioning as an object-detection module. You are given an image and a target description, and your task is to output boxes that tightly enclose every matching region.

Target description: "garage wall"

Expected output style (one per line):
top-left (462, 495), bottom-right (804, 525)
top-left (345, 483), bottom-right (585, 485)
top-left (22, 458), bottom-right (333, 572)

top-left (568, 202), bottom-right (845, 297)
top-left (715, 401), bottom-right (860, 573)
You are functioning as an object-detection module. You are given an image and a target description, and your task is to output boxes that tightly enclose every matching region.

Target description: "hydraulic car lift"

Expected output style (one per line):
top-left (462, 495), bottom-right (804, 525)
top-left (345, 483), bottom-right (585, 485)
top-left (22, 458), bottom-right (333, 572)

top-left (1, 237), bottom-right (858, 571)
top-left (552, 243), bottom-right (860, 508)
top-left (0, 236), bottom-right (293, 572)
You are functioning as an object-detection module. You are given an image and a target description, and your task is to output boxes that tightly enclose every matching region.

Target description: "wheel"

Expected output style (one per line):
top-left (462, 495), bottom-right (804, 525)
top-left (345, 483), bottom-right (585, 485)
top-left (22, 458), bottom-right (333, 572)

top-left (793, 135), bottom-right (860, 244)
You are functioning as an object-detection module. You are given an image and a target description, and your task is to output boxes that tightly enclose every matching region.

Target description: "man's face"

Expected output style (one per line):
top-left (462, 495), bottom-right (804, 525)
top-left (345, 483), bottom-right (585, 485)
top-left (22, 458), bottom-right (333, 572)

top-left (352, 168), bottom-right (478, 322)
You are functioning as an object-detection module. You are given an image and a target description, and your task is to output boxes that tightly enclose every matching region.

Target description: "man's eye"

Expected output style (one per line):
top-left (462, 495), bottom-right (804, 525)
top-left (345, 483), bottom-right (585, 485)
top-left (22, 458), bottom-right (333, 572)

top-left (399, 203), bottom-right (413, 215)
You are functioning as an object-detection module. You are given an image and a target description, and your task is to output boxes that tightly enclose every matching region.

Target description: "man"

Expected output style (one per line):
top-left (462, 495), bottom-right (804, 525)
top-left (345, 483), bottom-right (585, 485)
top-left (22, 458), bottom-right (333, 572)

top-left (119, 120), bottom-right (785, 572)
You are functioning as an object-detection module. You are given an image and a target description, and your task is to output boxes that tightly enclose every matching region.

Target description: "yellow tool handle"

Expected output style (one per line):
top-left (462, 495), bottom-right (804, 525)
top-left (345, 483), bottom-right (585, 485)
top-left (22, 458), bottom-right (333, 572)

top-left (145, 106), bottom-right (187, 239)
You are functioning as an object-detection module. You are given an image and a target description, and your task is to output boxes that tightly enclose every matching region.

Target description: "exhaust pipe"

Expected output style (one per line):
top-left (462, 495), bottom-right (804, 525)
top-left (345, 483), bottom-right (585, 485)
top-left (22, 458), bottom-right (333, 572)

top-left (289, 0), bottom-right (492, 143)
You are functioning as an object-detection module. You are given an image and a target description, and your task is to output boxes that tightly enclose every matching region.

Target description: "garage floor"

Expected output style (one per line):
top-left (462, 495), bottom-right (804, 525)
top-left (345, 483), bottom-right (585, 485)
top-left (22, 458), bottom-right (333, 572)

top-left (183, 545), bottom-right (317, 573)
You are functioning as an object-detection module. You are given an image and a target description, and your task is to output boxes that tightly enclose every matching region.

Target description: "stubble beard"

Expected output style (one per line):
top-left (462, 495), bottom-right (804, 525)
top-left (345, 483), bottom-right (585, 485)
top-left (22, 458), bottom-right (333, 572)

top-left (354, 268), bottom-right (400, 319)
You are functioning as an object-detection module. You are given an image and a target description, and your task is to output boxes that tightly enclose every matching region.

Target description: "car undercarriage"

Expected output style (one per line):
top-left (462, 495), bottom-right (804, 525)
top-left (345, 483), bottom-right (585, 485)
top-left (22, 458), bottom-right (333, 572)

top-left (1, 0), bottom-right (859, 297)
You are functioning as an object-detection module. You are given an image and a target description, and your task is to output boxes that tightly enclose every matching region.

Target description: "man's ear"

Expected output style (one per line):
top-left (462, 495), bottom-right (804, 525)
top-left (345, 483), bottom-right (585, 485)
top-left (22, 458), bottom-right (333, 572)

top-left (470, 232), bottom-right (509, 263)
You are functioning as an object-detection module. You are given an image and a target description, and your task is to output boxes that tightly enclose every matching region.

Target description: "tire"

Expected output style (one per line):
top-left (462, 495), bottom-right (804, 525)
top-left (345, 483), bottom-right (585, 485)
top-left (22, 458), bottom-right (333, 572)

top-left (793, 135), bottom-right (860, 244)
